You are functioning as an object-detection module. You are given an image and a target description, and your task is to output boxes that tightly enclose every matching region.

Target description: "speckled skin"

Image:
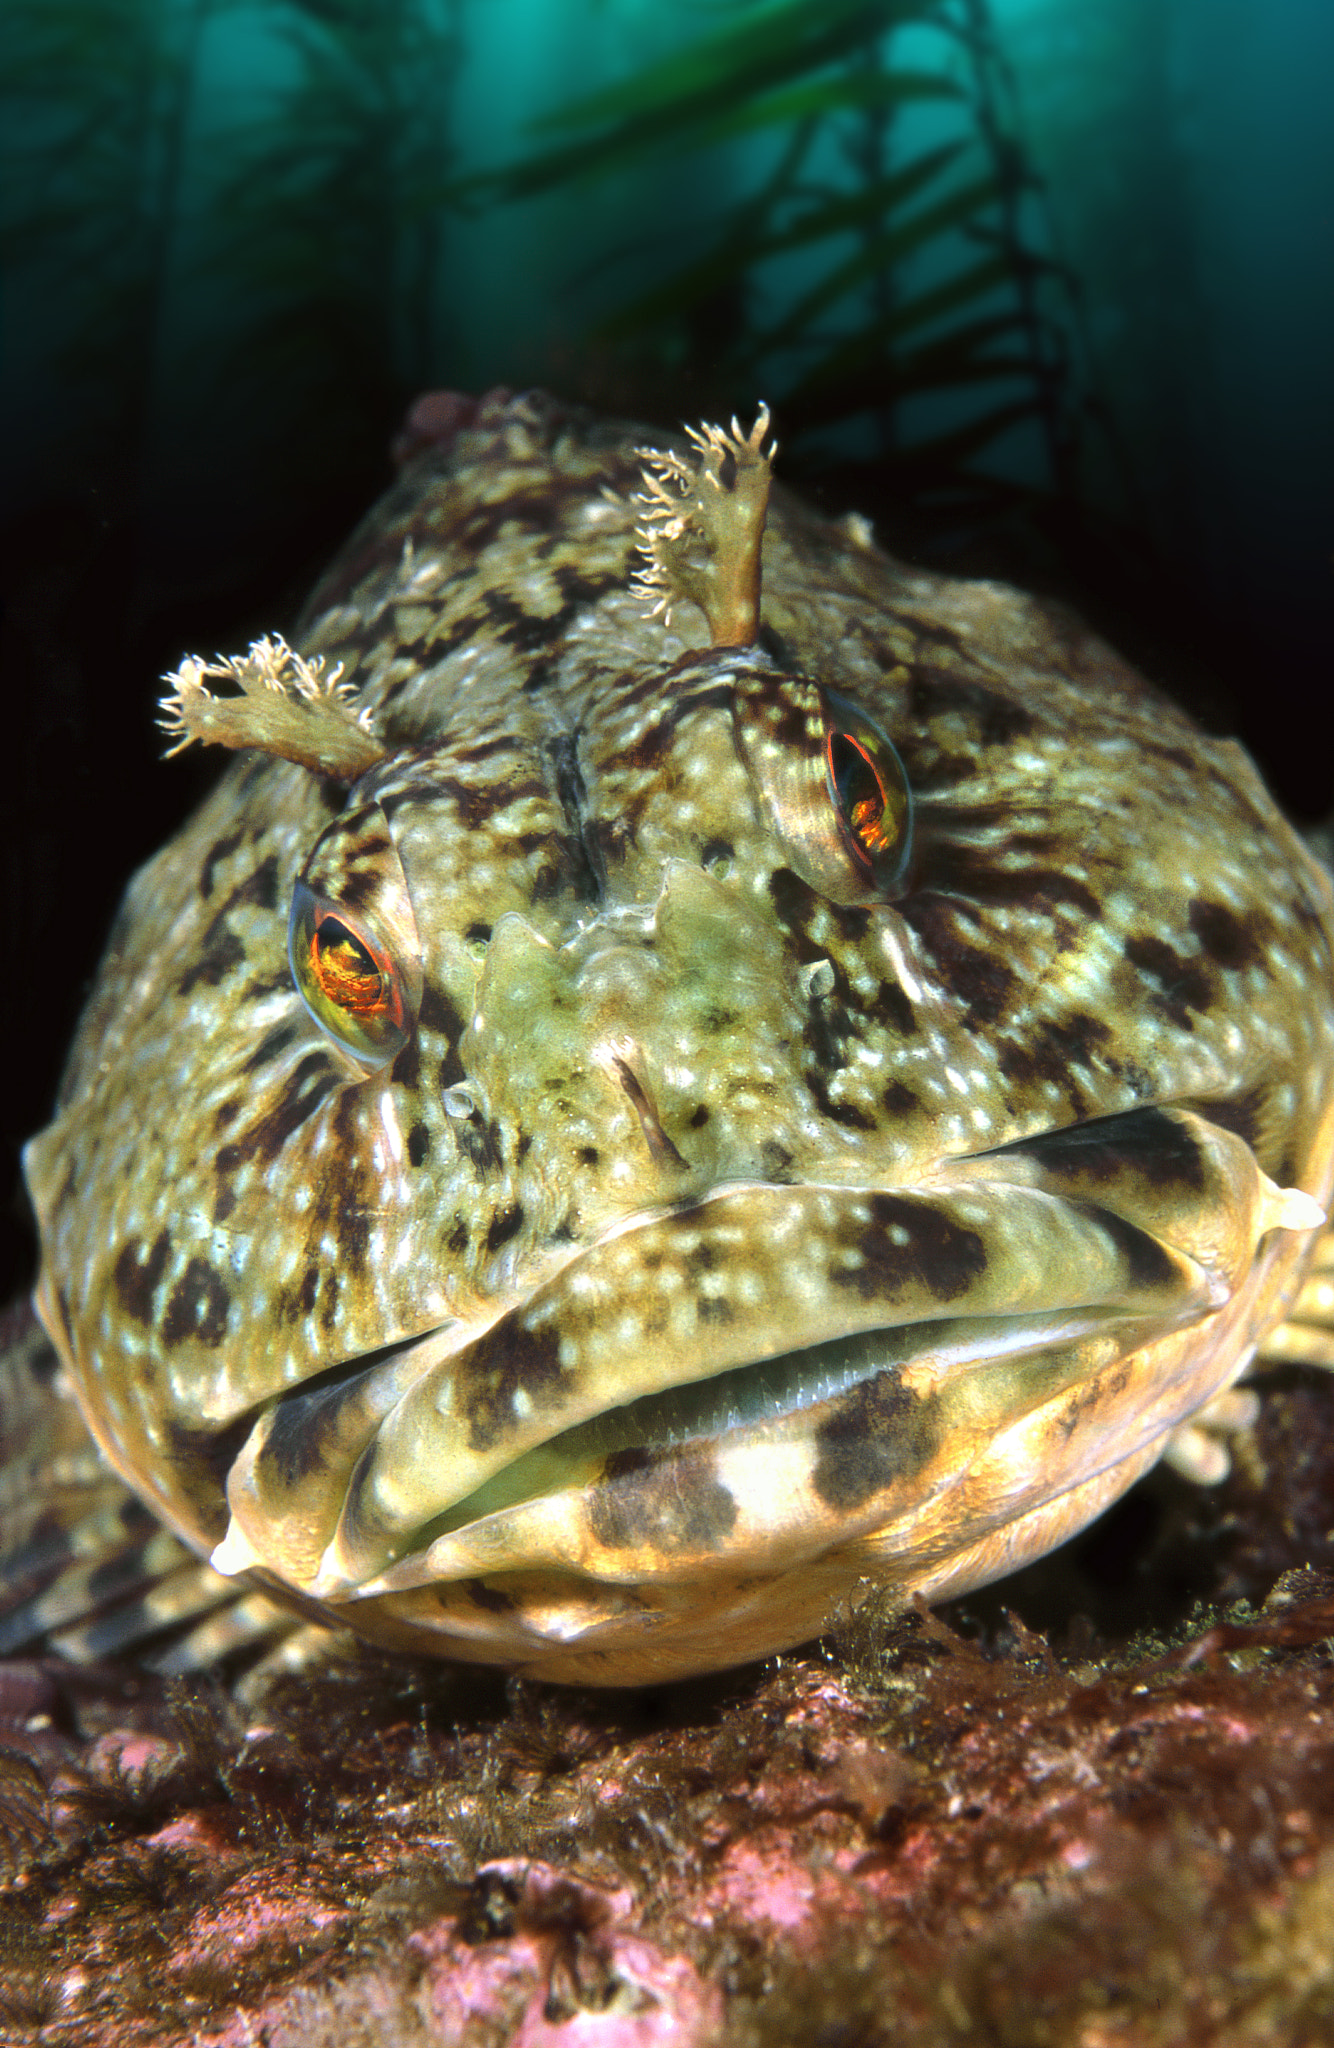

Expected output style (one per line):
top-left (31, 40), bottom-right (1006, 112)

top-left (23, 391), bottom-right (1334, 1683)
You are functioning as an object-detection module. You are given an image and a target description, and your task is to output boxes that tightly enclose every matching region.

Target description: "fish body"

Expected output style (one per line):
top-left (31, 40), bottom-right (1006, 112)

top-left (19, 390), bottom-right (1334, 1684)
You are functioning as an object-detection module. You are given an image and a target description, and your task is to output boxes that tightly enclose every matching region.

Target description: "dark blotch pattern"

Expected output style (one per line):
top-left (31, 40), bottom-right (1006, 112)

top-left (467, 1579), bottom-right (515, 1613)
top-left (1189, 897), bottom-right (1263, 970)
top-left (1197, 1086), bottom-right (1272, 1165)
top-left (176, 926), bottom-right (245, 997)
top-left (807, 1068), bottom-right (878, 1131)
top-left (1006, 1107), bottom-right (1207, 1194)
top-left (256, 1358), bottom-right (382, 1492)
top-left (544, 731), bottom-right (605, 903)
top-left (875, 980), bottom-right (917, 1036)
top-left (199, 828), bottom-right (244, 899)
top-left (159, 1258), bottom-right (232, 1350)
top-left (908, 667), bottom-right (1034, 745)
top-left (916, 827), bottom-right (1100, 921)
top-left (761, 1138), bottom-right (794, 1179)
top-left (113, 1231), bottom-right (171, 1327)
top-left (437, 773), bottom-right (550, 834)
top-left (996, 1013), bottom-right (1111, 1105)
top-left (456, 1114), bottom-right (504, 1175)
top-left (418, 983), bottom-right (467, 1092)
top-left (812, 1371), bottom-right (940, 1512)
top-left (458, 1323), bottom-right (567, 1452)
top-left (390, 1033), bottom-right (422, 1090)
top-left (177, 857), bottom-right (279, 994)
top-left (241, 1021), bottom-right (302, 1076)
top-left (696, 1295), bottom-right (735, 1325)
top-left (1124, 933), bottom-right (1214, 1028)
top-left (767, 868), bottom-right (885, 1127)
top-left (589, 1444), bottom-right (738, 1555)
top-left (214, 1051), bottom-right (341, 1177)
top-left (899, 897), bottom-right (1017, 1027)
top-left (485, 1203), bottom-right (525, 1254)
top-left (832, 1194), bottom-right (987, 1304)
top-left (162, 1414), bottom-right (254, 1542)
top-left (1082, 1206), bottom-right (1182, 1295)
top-left (768, 867), bottom-right (828, 961)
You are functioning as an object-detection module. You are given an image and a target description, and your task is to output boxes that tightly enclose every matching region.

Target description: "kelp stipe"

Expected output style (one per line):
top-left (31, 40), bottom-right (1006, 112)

top-left (206, 0), bottom-right (469, 511)
top-left (458, 0), bottom-right (1105, 557)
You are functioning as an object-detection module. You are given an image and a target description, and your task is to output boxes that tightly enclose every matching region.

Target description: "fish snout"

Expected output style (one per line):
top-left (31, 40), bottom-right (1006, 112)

top-left (462, 870), bottom-right (803, 1193)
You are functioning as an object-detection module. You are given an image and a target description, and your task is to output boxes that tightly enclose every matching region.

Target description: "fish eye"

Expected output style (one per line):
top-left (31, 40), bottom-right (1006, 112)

top-left (289, 881), bottom-right (413, 1064)
top-left (823, 692), bottom-right (912, 894)
top-left (730, 671), bottom-right (914, 906)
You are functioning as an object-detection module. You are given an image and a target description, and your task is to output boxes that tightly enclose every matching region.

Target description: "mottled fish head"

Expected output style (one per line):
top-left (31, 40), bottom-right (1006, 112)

top-left (24, 392), bottom-right (1334, 1682)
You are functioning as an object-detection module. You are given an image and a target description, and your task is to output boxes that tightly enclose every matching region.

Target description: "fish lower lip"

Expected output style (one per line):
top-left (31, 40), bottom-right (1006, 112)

top-left (347, 1305), bottom-right (1145, 1601)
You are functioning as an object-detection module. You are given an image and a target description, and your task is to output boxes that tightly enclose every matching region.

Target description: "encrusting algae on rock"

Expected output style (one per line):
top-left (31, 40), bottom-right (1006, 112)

top-left (7, 386), bottom-right (1334, 1690)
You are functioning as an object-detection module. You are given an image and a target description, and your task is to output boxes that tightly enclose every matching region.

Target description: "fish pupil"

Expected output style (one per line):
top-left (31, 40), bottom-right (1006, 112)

top-left (312, 918), bottom-right (385, 1015)
top-left (830, 731), bottom-right (892, 862)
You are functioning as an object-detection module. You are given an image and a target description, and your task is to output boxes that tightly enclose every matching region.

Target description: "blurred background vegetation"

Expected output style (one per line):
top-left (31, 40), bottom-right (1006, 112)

top-left (1, 0), bottom-right (1331, 1294)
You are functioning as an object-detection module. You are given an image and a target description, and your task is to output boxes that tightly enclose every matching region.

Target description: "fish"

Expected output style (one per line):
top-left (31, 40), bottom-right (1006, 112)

top-left (10, 385), bottom-right (1334, 1687)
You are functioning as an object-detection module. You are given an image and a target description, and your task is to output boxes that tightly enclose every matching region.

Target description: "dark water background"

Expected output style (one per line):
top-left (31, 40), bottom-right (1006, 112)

top-left (2, 0), bottom-right (1332, 1302)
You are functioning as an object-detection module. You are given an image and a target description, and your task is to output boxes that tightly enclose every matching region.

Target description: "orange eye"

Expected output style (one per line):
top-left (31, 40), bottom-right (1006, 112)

top-left (289, 881), bottom-right (411, 1063)
top-left (824, 692), bottom-right (912, 892)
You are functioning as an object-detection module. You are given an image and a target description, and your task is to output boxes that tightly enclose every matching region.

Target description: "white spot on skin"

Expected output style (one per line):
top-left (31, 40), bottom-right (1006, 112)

top-left (380, 1091), bottom-right (404, 1164)
top-left (877, 926), bottom-right (921, 1003)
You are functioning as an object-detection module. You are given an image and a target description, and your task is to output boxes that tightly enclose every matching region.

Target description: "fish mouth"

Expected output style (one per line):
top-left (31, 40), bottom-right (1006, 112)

top-left (214, 1104), bottom-right (1316, 1617)
top-left (345, 1304), bottom-right (1164, 1603)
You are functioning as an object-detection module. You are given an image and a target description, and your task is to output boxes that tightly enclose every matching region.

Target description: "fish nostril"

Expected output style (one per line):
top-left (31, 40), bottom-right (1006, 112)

top-left (442, 1083), bottom-right (482, 1122)
top-left (800, 957), bottom-right (836, 1001)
